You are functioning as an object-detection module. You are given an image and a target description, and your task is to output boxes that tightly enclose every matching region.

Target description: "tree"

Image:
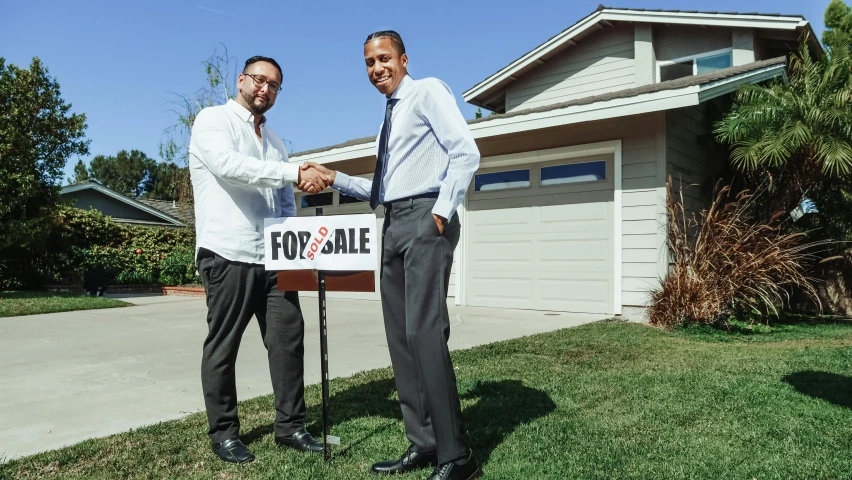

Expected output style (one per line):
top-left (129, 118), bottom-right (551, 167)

top-left (714, 35), bottom-right (852, 273)
top-left (145, 161), bottom-right (182, 201)
top-left (86, 149), bottom-right (157, 198)
top-left (0, 57), bottom-right (89, 286)
top-left (72, 150), bottom-right (182, 200)
top-left (474, 107), bottom-right (499, 119)
top-left (70, 159), bottom-right (89, 183)
top-left (714, 38), bottom-right (852, 181)
top-left (824, 0), bottom-right (852, 50)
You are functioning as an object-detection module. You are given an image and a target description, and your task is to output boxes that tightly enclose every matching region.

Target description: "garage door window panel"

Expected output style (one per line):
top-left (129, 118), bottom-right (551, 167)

top-left (474, 169), bottom-right (530, 192)
top-left (540, 160), bottom-right (606, 186)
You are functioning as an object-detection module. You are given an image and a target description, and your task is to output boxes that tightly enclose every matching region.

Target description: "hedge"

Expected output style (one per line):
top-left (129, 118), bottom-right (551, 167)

top-left (0, 204), bottom-right (197, 288)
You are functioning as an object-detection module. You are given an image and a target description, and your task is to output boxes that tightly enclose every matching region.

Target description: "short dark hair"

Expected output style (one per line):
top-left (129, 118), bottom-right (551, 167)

top-left (243, 56), bottom-right (283, 79)
top-left (364, 30), bottom-right (406, 55)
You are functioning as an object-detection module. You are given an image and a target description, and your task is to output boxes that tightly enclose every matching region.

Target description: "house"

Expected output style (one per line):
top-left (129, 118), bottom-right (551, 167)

top-left (60, 180), bottom-right (189, 228)
top-left (289, 6), bottom-right (819, 319)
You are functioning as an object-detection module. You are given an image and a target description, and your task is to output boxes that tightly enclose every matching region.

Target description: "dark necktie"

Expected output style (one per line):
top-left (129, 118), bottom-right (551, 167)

top-left (370, 98), bottom-right (397, 210)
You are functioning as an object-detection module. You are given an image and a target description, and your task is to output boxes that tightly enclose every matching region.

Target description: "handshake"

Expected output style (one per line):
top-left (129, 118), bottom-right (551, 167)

top-left (296, 162), bottom-right (336, 194)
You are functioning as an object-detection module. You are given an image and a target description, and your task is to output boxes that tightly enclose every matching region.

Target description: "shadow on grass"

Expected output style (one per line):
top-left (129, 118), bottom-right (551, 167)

top-left (245, 378), bottom-right (556, 467)
top-left (782, 371), bottom-right (852, 409)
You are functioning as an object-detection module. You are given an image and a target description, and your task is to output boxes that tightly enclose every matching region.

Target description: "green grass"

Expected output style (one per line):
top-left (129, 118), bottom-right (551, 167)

top-left (0, 291), bottom-right (129, 317)
top-left (3, 319), bottom-right (852, 479)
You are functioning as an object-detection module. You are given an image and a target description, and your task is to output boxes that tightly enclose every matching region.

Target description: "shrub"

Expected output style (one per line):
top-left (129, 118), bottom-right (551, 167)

top-left (114, 269), bottom-right (156, 285)
top-left (648, 178), bottom-right (824, 327)
top-left (25, 205), bottom-right (196, 286)
top-left (159, 246), bottom-right (197, 286)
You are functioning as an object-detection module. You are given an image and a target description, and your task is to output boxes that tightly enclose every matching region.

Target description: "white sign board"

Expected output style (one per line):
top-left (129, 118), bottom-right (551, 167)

top-left (264, 214), bottom-right (378, 271)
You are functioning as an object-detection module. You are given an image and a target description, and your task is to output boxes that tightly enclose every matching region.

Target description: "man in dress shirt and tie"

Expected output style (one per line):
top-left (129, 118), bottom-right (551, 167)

top-left (302, 31), bottom-right (481, 480)
top-left (188, 55), bottom-right (329, 464)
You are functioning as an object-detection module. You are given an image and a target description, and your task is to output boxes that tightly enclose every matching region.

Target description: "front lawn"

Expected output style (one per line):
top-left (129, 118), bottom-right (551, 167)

top-left (0, 291), bottom-right (129, 318)
top-left (3, 319), bottom-right (851, 479)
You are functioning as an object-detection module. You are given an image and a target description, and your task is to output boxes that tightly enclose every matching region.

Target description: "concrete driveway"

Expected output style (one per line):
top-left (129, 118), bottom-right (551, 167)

top-left (0, 294), bottom-right (604, 461)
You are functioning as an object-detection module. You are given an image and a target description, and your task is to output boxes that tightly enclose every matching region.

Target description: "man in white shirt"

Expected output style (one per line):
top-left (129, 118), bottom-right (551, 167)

top-left (189, 55), bottom-right (328, 464)
top-left (301, 32), bottom-right (481, 480)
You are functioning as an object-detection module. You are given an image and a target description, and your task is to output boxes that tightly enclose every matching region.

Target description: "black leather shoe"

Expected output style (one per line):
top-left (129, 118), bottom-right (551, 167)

top-left (371, 445), bottom-right (438, 475)
top-left (275, 428), bottom-right (324, 452)
top-left (211, 438), bottom-right (255, 464)
top-left (426, 451), bottom-right (480, 480)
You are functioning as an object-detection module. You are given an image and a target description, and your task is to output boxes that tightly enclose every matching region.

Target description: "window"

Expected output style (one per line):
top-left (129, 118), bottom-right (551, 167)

top-left (696, 52), bottom-right (733, 74)
top-left (474, 169), bottom-right (530, 192)
top-left (541, 161), bottom-right (606, 186)
top-left (339, 193), bottom-right (365, 205)
top-left (660, 61), bottom-right (693, 82)
top-left (657, 49), bottom-right (733, 82)
top-left (300, 192), bottom-right (333, 209)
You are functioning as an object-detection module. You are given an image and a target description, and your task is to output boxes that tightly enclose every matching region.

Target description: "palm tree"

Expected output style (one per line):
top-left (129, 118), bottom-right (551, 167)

top-left (714, 38), bottom-right (852, 179)
top-left (714, 37), bottom-right (852, 286)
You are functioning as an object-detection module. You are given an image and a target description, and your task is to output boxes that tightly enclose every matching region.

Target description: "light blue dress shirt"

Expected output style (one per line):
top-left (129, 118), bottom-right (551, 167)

top-left (333, 75), bottom-right (480, 219)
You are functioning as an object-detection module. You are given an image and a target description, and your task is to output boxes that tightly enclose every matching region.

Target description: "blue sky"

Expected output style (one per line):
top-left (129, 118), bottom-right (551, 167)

top-left (2, 0), bottom-right (829, 183)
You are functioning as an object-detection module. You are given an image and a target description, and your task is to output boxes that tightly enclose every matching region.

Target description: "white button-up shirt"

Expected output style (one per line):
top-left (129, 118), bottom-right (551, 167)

top-left (189, 99), bottom-right (298, 264)
top-left (333, 75), bottom-right (480, 219)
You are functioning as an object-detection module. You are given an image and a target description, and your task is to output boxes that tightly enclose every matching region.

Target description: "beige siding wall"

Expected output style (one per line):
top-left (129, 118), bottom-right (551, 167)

top-left (505, 25), bottom-right (636, 112)
top-left (621, 113), bottom-right (666, 308)
top-left (665, 106), bottom-right (714, 220)
top-left (654, 25), bottom-right (732, 62)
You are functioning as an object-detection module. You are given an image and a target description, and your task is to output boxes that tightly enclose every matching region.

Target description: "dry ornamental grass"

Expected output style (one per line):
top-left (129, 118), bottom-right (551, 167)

top-left (648, 177), bottom-right (826, 327)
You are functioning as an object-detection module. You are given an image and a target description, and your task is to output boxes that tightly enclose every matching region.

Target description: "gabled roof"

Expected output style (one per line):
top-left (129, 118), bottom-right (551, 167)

top-left (463, 5), bottom-right (815, 110)
top-left (291, 57), bottom-right (787, 162)
top-left (469, 56), bottom-right (786, 124)
top-left (60, 180), bottom-right (185, 227)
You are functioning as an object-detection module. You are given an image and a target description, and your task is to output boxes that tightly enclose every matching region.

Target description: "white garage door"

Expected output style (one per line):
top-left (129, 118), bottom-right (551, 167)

top-left (296, 176), bottom-right (458, 300)
top-left (465, 155), bottom-right (615, 313)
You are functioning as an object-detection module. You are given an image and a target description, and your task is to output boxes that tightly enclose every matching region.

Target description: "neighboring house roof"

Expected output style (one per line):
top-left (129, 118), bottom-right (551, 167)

top-left (60, 180), bottom-right (185, 227)
top-left (462, 5), bottom-right (817, 109)
top-left (291, 57), bottom-right (787, 161)
top-left (137, 198), bottom-right (195, 224)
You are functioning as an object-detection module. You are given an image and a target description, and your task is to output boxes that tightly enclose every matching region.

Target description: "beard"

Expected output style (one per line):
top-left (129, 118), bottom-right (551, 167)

top-left (240, 90), bottom-right (271, 116)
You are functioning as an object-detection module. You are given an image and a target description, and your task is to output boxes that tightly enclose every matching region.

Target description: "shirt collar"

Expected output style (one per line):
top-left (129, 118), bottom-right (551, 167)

top-left (388, 75), bottom-right (413, 100)
top-left (226, 99), bottom-right (266, 126)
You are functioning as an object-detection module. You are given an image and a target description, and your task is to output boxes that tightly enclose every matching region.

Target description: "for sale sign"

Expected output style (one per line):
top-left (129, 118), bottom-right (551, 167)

top-left (264, 214), bottom-right (378, 271)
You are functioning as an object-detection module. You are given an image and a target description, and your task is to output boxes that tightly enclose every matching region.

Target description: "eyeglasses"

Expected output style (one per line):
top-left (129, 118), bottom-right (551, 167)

top-left (244, 73), bottom-right (282, 93)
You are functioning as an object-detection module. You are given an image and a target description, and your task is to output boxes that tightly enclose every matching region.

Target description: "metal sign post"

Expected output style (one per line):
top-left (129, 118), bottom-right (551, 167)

top-left (315, 207), bottom-right (332, 461)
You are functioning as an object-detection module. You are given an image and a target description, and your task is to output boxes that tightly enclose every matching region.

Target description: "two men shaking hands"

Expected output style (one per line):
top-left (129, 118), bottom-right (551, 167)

top-left (189, 28), bottom-right (482, 480)
top-left (295, 162), bottom-right (335, 195)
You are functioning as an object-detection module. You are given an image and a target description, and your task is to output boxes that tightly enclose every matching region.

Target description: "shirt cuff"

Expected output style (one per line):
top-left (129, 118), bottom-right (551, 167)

top-left (332, 171), bottom-right (352, 190)
top-left (432, 199), bottom-right (455, 220)
top-left (281, 162), bottom-right (299, 184)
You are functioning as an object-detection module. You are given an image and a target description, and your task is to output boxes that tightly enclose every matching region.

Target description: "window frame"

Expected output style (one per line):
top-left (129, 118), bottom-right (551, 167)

top-left (656, 47), bottom-right (734, 83)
